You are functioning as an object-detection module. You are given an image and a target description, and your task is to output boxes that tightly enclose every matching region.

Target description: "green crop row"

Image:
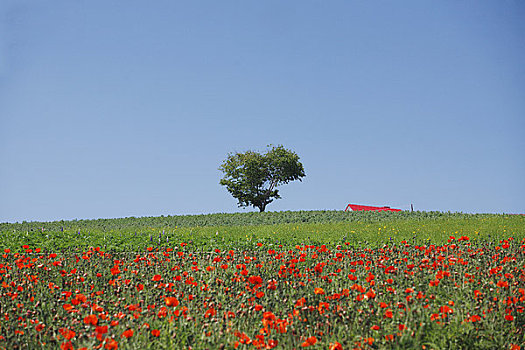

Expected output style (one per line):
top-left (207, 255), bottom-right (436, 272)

top-left (0, 211), bottom-right (523, 252)
top-left (0, 211), bottom-right (514, 232)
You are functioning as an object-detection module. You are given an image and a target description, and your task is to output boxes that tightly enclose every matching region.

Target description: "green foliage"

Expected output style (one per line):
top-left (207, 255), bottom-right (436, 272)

top-left (219, 145), bottom-right (305, 212)
top-left (0, 211), bottom-right (523, 252)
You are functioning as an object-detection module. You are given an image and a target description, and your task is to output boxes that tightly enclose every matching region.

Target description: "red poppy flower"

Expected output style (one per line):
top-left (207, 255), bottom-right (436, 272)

top-left (104, 338), bottom-right (118, 350)
top-left (267, 339), bottom-right (278, 349)
top-left (439, 305), bottom-right (454, 314)
top-left (469, 315), bottom-right (481, 322)
top-left (96, 325), bottom-right (109, 334)
top-left (497, 280), bottom-right (509, 288)
top-left (263, 311), bottom-right (276, 321)
top-left (157, 307), bottom-right (168, 318)
top-left (365, 289), bottom-right (376, 299)
top-left (121, 329), bottom-right (134, 338)
top-left (151, 329), bottom-right (160, 337)
top-left (59, 328), bottom-right (76, 340)
top-left (249, 276), bottom-right (263, 285)
top-left (329, 342), bottom-right (343, 350)
top-left (84, 314), bottom-right (98, 326)
top-left (60, 342), bottom-right (74, 350)
top-left (165, 297), bottom-right (179, 307)
top-left (314, 288), bottom-right (325, 295)
top-left (296, 298), bottom-right (306, 307)
top-left (301, 336), bottom-right (317, 347)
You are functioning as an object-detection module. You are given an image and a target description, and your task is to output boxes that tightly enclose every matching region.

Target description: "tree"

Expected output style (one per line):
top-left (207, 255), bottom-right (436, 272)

top-left (219, 145), bottom-right (306, 212)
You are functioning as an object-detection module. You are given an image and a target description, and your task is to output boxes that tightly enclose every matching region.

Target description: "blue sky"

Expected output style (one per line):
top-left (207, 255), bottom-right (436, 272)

top-left (1, 1), bottom-right (524, 222)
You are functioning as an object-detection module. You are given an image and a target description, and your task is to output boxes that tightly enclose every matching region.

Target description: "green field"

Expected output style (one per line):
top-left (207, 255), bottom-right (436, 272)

top-left (1, 211), bottom-right (523, 251)
top-left (1, 211), bottom-right (524, 349)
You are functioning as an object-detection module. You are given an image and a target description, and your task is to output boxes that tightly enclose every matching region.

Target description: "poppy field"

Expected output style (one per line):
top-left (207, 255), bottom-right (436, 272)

top-left (0, 212), bottom-right (524, 349)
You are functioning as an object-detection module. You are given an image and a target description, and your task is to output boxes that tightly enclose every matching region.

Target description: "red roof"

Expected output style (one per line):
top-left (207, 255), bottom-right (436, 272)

top-left (345, 204), bottom-right (402, 212)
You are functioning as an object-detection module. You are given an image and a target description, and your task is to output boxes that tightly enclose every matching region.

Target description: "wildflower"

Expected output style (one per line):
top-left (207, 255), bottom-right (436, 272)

top-left (249, 276), bottom-right (263, 285)
top-left (151, 329), bottom-right (160, 337)
top-left (121, 329), bottom-right (134, 338)
top-left (329, 342), bottom-right (343, 350)
top-left (439, 305), bottom-right (454, 316)
top-left (267, 339), bottom-right (278, 348)
top-left (84, 314), bottom-right (98, 326)
top-left (104, 338), bottom-right (118, 350)
top-left (204, 308), bottom-right (216, 318)
top-left (60, 342), bottom-right (74, 350)
top-left (165, 297), bottom-right (179, 307)
top-left (469, 315), bottom-right (481, 322)
top-left (296, 297), bottom-right (306, 307)
top-left (497, 280), bottom-right (509, 288)
top-left (96, 325), bottom-right (109, 335)
top-left (365, 289), bottom-right (376, 299)
top-left (301, 336), bottom-right (317, 347)
top-left (366, 272), bottom-right (375, 283)
top-left (263, 311), bottom-right (276, 321)
top-left (314, 288), bottom-right (325, 295)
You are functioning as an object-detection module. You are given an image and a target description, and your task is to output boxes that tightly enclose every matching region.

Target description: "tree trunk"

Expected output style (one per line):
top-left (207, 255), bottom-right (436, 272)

top-left (258, 204), bottom-right (266, 212)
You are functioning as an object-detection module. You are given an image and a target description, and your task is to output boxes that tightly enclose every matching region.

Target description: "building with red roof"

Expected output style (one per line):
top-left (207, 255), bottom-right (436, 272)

top-left (345, 204), bottom-right (402, 212)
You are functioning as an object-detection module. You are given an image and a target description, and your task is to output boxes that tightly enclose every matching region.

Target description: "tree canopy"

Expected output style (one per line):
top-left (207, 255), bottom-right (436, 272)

top-left (219, 145), bottom-right (306, 212)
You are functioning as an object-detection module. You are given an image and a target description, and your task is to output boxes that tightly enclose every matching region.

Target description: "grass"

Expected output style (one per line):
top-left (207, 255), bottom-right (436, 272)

top-left (1, 211), bottom-right (523, 251)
